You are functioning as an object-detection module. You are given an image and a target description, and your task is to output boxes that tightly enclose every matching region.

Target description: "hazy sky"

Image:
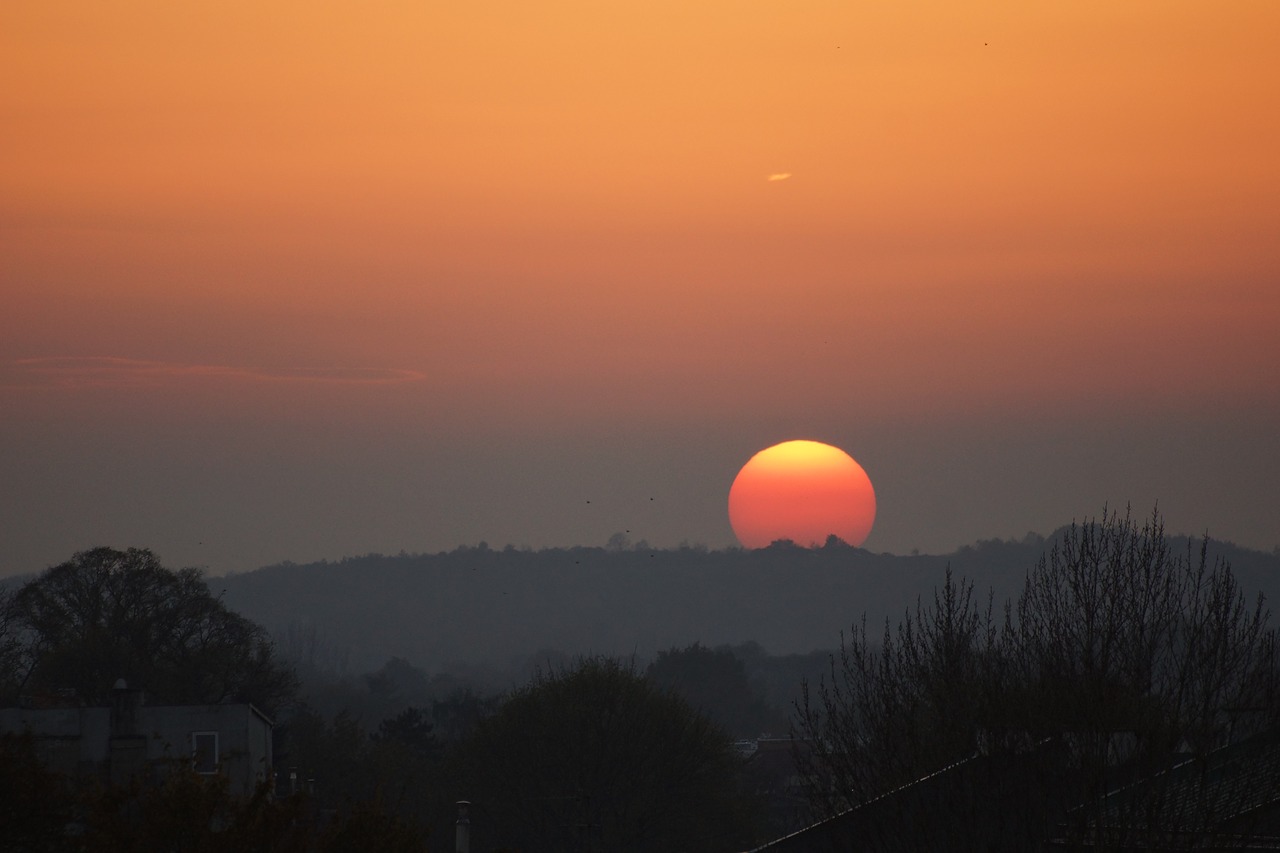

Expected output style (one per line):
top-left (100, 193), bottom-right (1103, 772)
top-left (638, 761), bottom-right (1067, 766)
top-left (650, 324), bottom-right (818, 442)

top-left (3, 1), bottom-right (1278, 577)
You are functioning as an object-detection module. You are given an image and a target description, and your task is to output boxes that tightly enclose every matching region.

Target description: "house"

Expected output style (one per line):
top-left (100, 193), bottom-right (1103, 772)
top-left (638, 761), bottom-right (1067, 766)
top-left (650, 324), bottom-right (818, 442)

top-left (0, 681), bottom-right (273, 797)
top-left (1047, 729), bottom-right (1280, 851)
top-left (742, 738), bottom-right (819, 839)
top-left (746, 740), bottom-right (1071, 853)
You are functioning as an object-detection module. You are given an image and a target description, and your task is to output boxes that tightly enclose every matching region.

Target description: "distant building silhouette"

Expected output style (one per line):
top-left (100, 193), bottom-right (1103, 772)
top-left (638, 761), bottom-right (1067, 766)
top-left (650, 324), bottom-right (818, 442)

top-left (0, 680), bottom-right (273, 797)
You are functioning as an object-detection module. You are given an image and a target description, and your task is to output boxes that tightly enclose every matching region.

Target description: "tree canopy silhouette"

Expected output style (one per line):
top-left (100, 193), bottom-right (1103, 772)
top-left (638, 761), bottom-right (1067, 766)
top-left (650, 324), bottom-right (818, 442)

top-left (646, 642), bottom-right (786, 738)
top-left (451, 657), bottom-right (761, 852)
top-left (3, 547), bottom-right (296, 713)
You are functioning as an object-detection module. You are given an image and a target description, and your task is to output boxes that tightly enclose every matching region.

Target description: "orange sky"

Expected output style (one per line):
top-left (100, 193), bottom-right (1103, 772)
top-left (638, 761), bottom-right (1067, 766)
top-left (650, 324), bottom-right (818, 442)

top-left (2, 2), bottom-right (1278, 573)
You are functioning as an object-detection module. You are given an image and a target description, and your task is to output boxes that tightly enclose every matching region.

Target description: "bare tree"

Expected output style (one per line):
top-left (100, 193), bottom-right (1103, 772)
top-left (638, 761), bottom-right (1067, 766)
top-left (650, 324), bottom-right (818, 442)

top-left (1009, 510), bottom-right (1274, 847)
top-left (795, 509), bottom-right (1278, 850)
top-left (794, 568), bottom-right (1002, 816)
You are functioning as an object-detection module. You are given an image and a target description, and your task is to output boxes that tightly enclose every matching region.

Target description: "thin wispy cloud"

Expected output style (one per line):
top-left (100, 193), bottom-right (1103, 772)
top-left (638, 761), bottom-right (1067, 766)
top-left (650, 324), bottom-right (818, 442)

top-left (767, 173), bottom-right (792, 181)
top-left (2, 357), bottom-right (426, 390)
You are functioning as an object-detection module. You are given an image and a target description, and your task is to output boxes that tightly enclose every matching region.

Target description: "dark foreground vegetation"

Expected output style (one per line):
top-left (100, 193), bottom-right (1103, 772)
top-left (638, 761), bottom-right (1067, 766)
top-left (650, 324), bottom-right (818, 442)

top-left (0, 549), bottom-right (781, 850)
top-left (794, 509), bottom-right (1280, 849)
top-left (3, 509), bottom-right (1279, 851)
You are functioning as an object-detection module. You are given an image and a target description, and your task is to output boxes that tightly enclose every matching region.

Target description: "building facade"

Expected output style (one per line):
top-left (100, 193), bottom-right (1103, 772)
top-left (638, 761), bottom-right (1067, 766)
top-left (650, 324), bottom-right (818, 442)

top-left (0, 685), bottom-right (272, 796)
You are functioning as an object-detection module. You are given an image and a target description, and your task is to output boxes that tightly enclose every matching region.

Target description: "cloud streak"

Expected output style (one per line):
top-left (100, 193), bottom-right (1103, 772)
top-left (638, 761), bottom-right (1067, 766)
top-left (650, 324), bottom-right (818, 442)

top-left (2, 357), bottom-right (426, 390)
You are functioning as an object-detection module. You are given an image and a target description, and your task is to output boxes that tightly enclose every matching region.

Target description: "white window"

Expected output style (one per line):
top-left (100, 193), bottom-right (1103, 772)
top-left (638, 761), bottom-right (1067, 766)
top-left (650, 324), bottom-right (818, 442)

top-left (192, 731), bottom-right (219, 774)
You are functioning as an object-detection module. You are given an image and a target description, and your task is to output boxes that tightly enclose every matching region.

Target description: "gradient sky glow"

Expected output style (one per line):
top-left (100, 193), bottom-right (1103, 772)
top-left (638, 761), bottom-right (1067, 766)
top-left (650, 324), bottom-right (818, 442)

top-left (3, 1), bottom-right (1278, 576)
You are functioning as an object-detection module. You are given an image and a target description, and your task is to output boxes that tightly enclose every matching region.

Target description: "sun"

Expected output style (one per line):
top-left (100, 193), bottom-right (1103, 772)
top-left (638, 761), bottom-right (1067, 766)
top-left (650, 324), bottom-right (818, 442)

top-left (728, 440), bottom-right (876, 548)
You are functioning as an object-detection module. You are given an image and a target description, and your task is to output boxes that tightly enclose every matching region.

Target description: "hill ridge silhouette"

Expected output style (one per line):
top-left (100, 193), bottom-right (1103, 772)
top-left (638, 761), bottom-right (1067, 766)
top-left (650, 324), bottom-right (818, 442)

top-left (219, 530), bottom-right (1279, 673)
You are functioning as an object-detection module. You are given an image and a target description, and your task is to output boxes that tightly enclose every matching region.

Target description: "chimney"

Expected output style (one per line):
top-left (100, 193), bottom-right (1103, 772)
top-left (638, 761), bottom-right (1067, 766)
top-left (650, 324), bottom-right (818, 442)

top-left (108, 678), bottom-right (147, 785)
top-left (109, 678), bottom-right (144, 737)
top-left (455, 800), bottom-right (471, 853)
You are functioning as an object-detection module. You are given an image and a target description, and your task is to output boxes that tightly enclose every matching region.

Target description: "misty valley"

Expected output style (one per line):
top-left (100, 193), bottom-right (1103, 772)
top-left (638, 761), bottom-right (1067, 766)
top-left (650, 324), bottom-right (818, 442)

top-left (4, 517), bottom-right (1280, 850)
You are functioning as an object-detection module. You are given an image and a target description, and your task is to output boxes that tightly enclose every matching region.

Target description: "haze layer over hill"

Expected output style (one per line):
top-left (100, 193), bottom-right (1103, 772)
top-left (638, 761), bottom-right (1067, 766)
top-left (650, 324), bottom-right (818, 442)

top-left (219, 532), bottom-right (1280, 673)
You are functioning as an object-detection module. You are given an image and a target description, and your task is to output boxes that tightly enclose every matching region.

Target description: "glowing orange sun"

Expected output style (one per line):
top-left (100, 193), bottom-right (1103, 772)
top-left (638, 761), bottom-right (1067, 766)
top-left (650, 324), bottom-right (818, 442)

top-left (728, 440), bottom-right (876, 548)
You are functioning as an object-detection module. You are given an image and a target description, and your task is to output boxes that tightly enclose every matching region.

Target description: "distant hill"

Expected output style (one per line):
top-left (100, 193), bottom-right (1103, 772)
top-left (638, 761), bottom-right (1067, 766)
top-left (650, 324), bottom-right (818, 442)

top-left (219, 531), bottom-right (1280, 674)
